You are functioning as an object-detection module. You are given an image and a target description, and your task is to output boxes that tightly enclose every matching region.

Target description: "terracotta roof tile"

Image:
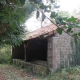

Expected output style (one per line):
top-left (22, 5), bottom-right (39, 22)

top-left (24, 24), bottom-right (57, 40)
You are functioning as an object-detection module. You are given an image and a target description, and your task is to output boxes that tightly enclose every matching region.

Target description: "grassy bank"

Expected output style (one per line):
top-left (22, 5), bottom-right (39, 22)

top-left (1, 64), bottom-right (80, 80)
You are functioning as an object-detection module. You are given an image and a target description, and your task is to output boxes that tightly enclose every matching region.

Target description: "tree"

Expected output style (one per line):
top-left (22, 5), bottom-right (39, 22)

top-left (29, 0), bottom-right (80, 44)
top-left (0, 0), bottom-right (35, 46)
top-left (0, 0), bottom-right (80, 45)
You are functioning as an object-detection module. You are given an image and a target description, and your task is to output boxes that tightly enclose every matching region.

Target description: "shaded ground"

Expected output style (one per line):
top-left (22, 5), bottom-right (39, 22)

top-left (1, 64), bottom-right (80, 80)
top-left (0, 71), bottom-right (6, 80)
top-left (0, 64), bottom-right (40, 80)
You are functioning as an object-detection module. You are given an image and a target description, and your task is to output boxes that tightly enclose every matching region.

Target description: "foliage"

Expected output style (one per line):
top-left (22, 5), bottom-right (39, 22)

top-left (70, 39), bottom-right (80, 66)
top-left (0, 0), bottom-right (80, 45)
top-left (0, 0), bottom-right (35, 46)
top-left (29, 0), bottom-right (80, 44)
top-left (0, 45), bottom-right (11, 64)
top-left (37, 66), bottom-right (80, 80)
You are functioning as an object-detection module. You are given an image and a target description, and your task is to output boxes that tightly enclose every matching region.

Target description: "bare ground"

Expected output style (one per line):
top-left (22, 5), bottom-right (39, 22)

top-left (0, 71), bottom-right (6, 80)
top-left (0, 64), bottom-right (40, 80)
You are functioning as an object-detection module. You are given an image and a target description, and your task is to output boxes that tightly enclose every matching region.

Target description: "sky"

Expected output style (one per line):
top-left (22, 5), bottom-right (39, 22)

top-left (25, 0), bottom-right (80, 31)
top-left (59, 0), bottom-right (80, 13)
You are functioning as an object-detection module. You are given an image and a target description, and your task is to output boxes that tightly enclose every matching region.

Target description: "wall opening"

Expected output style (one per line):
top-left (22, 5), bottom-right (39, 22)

top-left (12, 38), bottom-right (48, 66)
top-left (25, 38), bottom-right (48, 62)
top-left (12, 43), bottom-right (24, 60)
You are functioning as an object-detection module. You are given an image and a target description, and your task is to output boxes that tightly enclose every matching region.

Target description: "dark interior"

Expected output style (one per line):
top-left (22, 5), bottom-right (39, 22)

top-left (12, 43), bottom-right (24, 60)
top-left (12, 38), bottom-right (48, 63)
top-left (25, 38), bottom-right (48, 62)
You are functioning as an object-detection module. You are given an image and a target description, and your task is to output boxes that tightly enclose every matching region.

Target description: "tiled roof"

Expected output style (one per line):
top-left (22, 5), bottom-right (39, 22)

top-left (24, 24), bottom-right (57, 40)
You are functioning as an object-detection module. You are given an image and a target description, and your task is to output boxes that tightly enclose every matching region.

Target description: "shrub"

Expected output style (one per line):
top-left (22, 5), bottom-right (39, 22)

top-left (0, 45), bottom-right (12, 64)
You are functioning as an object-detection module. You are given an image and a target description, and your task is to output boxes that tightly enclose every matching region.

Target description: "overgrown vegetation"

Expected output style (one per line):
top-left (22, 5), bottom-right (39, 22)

top-left (0, 45), bottom-right (11, 64)
top-left (1, 64), bottom-right (80, 80)
top-left (44, 66), bottom-right (80, 80)
top-left (0, 44), bottom-right (80, 80)
top-left (0, 0), bottom-right (35, 46)
top-left (0, 0), bottom-right (80, 79)
top-left (0, 0), bottom-right (80, 46)
top-left (70, 39), bottom-right (80, 66)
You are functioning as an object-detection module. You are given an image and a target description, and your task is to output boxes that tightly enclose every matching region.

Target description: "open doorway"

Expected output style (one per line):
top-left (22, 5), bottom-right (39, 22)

top-left (25, 38), bottom-right (48, 66)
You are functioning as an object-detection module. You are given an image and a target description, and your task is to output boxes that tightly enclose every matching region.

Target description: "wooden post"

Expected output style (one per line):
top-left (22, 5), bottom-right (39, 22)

top-left (24, 43), bottom-right (27, 62)
top-left (24, 41), bottom-right (29, 62)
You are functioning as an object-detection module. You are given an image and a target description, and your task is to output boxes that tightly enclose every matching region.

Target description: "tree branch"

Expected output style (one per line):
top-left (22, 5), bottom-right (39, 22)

top-left (29, 1), bottom-right (80, 41)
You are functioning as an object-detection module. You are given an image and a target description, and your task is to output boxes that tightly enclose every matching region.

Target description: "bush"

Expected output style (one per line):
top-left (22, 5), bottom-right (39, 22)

top-left (0, 45), bottom-right (12, 64)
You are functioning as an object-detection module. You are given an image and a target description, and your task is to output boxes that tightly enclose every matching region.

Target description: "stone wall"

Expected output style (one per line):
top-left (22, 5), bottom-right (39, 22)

top-left (47, 32), bottom-right (73, 72)
top-left (13, 59), bottom-right (48, 76)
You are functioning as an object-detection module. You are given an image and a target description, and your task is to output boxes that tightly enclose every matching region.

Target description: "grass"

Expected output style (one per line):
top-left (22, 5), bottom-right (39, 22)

top-left (36, 66), bottom-right (80, 80)
top-left (45, 66), bottom-right (80, 80)
top-left (0, 64), bottom-right (39, 80)
top-left (1, 64), bottom-right (80, 80)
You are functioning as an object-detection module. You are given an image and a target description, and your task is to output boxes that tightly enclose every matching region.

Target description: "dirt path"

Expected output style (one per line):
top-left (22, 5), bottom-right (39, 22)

top-left (0, 64), bottom-right (40, 80)
top-left (0, 71), bottom-right (6, 80)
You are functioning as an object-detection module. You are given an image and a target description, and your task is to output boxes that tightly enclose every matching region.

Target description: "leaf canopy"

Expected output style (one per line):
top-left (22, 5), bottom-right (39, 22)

top-left (0, 0), bottom-right (35, 45)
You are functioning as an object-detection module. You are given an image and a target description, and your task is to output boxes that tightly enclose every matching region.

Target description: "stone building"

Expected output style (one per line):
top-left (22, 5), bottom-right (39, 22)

top-left (12, 24), bottom-right (75, 74)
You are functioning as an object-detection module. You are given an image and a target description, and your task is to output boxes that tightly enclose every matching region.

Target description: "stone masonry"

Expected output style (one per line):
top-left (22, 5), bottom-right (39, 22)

top-left (47, 31), bottom-right (73, 72)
